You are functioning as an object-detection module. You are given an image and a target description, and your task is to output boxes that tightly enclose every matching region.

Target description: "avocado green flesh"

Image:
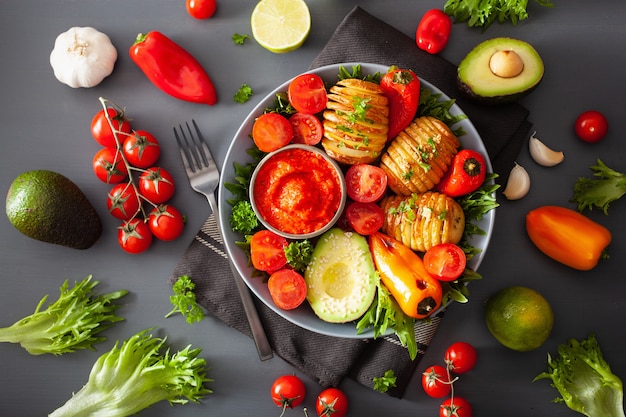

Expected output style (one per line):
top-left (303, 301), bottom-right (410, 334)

top-left (457, 37), bottom-right (544, 103)
top-left (6, 170), bottom-right (102, 250)
top-left (304, 228), bottom-right (377, 323)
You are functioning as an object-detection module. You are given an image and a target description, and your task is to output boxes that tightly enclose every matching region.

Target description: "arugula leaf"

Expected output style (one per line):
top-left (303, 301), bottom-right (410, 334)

top-left (166, 276), bottom-right (204, 325)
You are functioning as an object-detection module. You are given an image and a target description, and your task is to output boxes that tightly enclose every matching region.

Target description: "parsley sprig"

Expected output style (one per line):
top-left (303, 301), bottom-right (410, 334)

top-left (166, 275), bottom-right (204, 325)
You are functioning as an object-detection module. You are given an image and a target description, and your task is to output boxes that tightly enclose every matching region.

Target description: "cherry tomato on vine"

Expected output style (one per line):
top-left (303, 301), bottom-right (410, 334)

top-left (268, 269), bottom-right (307, 310)
top-left (316, 387), bottom-right (349, 417)
top-left (91, 108), bottom-right (132, 147)
top-left (123, 130), bottom-right (161, 168)
top-left (345, 164), bottom-right (388, 203)
top-left (138, 167), bottom-right (176, 204)
top-left (288, 73), bottom-right (328, 114)
top-left (290, 112), bottom-right (323, 145)
top-left (575, 110), bottom-right (608, 143)
top-left (345, 201), bottom-right (384, 235)
top-left (270, 375), bottom-right (306, 410)
top-left (118, 218), bottom-right (153, 254)
top-left (186, 0), bottom-right (217, 19)
top-left (423, 243), bottom-right (466, 282)
top-left (444, 341), bottom-right (477, 374)
top-left (252, 112), bottom-right (293, 152)
top-left (250, 229), bottom-right (288, 272)
top-left (148, 204), bottom-right (185, 241)
top-left (422, 365), bottom-right (452, 398)
top-left (440, 396), bottom-right (472, 417)
top-left (107, 183), bottom-right (141, 221)
top-left (92, 147), bottom-right (128, 184)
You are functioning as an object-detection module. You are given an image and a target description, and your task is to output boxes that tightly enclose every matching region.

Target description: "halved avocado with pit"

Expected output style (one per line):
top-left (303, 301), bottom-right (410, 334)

top-left (457, 37), bottom-right (544, 105)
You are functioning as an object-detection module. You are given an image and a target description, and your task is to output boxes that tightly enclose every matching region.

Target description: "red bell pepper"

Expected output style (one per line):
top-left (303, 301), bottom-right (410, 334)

top-left (380, 68), bottom-right (421, 141)
top-left (129, 31), bottom-right (217, 105)
top-left (416, 9), bottom-right (452, 55)
top-left (436, 149), bottom-right (487, 197)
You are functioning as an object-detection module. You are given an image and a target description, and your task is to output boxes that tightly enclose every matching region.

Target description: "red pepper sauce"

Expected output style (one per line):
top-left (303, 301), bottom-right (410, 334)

top-left (253, 148), bottom-right (342, 235)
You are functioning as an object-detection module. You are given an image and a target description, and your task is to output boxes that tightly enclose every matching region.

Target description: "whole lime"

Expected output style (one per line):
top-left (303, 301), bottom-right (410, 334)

top-left (484, 286), bottom-right (554, 352)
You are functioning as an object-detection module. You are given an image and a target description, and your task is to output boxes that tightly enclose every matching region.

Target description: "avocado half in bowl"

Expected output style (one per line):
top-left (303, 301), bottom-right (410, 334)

top-left (457, 37), bottom-right (544, 105)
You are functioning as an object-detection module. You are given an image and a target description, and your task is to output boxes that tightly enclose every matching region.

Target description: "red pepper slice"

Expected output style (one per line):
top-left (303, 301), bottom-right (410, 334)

top-left (416, 9), bottom-right (452, 55)
top-left (129, 31), bottom-right (217, 105)
top-left (380, 68), bottom-right (421, 141)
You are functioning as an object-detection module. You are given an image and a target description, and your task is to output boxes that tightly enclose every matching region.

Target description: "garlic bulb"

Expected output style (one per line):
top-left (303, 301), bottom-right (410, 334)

top-left (503, 163), bottom-right (530, 200)
top-left (528, 132), bottom-right (564, 167)
top-left (50, 27), bottom-right (117, 88)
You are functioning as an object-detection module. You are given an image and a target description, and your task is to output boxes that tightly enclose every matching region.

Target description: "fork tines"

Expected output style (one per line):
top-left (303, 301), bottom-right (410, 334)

top-left (173, 120), bottom-right (213, 173)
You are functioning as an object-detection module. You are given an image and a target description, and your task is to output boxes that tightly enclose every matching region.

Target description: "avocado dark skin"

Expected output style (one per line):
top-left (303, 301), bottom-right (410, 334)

top-left (6, 170), bottom-right (102, 250)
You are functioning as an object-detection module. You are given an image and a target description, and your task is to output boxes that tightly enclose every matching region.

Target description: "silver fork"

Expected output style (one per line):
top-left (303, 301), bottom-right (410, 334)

top-left (174, 120), bottom-right (273, 361)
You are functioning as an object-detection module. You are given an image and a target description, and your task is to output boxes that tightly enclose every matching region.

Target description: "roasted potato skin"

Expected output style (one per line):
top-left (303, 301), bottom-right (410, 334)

top-left (380, 116), bottom-right (460, 195)
top-left (379, 191), bottom-right (465, 252)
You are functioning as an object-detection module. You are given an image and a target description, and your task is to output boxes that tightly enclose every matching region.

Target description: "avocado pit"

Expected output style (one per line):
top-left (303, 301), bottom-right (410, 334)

top-left (489, 50), bottom-right (524, 78)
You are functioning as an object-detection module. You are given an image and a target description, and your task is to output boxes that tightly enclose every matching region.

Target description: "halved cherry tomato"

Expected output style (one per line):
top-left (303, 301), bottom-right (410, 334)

top-left (148, 204), bottom-right (185, 241)
top-left (440, 396), bottom-right (472, 417)
top-left (316, 387), bottom-right (349, 417)
top-left (250, 229), bottom-right (289, 272)
top-left (107, 183), bottom-right (141, 220)
top-left (422, 365), bottom-right (452, 398)
top-left (416, 9), bottom-right (452, 55)
top-left (345, 164), bottom-right (388, 203)
top-left (252, 112), bottom-right (293, 152)
top-left (345, 201), bottom-right (384, 235)
top-left (423, 243), bottom-right (466, 282)
top-left (138, 167), bottom-right (176, 204)
top-left (288, 73), bottom-right (328, 114)
top-left (290, 113), bottom-right (323, 145)
top-left (380, 68), bottom-right (420, 140)
top-left (91, 108), bottom-right (132, 147)
top-left (123, 130), bottom-right (161, 168)
top-left (118, 218), bottom-right (153, 254)
top-left (436, 149), bottom-right (487, 197)
top-left (186, 0), bottom-right (217, 19)
top-left (575, 110), bottom-right (608, 143)
top-left (271, 374), bottom-right (306, 409)
top-left (444, 341), bottom-right (477, 374)
top-left (92, 147), bottom-right (128, 184)
top-left (268, 269), bottom-right (307, 310)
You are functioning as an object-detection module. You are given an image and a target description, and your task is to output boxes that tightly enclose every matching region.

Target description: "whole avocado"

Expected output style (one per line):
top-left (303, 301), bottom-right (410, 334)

top-left (6, 170), bottom-right (102, 249)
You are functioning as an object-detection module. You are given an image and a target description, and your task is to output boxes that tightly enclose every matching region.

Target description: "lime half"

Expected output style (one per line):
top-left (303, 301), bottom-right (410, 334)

top-left (251, 0), bottom-right (311, 53)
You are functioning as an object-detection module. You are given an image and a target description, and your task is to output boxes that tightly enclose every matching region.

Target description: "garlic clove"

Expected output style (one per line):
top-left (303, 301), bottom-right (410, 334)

top-left (529, 132), bottom-right (564, 167)
top-left (503, 162), bottom-right (530, 200)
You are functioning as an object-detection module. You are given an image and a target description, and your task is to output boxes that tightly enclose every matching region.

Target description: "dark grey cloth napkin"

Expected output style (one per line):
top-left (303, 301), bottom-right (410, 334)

top-left (170, 6), bottom-right (532, 398)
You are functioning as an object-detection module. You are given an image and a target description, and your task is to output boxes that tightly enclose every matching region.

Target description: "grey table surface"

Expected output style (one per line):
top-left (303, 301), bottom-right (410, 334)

top-left (2, 0), bottom-right (626, 416)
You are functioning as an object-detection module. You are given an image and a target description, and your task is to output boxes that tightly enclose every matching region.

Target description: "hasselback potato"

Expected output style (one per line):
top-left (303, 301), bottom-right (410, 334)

top-left (322, 78), bottom-right (389, 164)
top-left (380, 116), bottom-right (460, 195)
top-left (380, 191), bottom-right (465, 252)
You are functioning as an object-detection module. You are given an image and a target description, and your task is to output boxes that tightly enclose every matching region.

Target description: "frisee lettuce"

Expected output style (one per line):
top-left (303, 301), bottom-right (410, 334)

top-left (444, 0), bottom-right (554, 29)
top-left (49, 329), bottom-right (212, 417)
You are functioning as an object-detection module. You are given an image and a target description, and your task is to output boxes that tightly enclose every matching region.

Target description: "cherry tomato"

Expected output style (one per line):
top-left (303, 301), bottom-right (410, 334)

top-left (91, 108), bottom-right (132, 148)
top-left (380, 68), bottom-right (421, 140)
top-left (118, 218), bottom-right (153, 254)
top-left (138, 167), bottom-right (176, 204)
top-left (268, 269), bottom-right (307, 310)
top-left (575, 110), bottom-right (608, 143)
top-left (315, 387), bottom-right (349, 417)
top-left (416, 9), bottom-right (452, 55)
top-left (444, 341), bottom-right (477, 374)
top-left (123, 130), bottom-right (161, 168)
top-left (107, 183), bottom-right (142, 220)
top-left (436, 149), bottom-right (487, 197)
top-left (252, 113), bottom-right (293, 153)
top-left (440, 396), bottom-right (472, 417)
top-left (92, 147), bottom-right (128, 184)
top-left (148, 204), bottom-right (185, 241)
top-left (345, 201), bottom-right (384, 235)
top-left (345, 164), bottom-right (388, 203)
top-left (288, 73), bottom-right (328, 114)
top-left (290, 112), bottom-right (323, 145)
top-left (423, 243), bottom-right (466, 282)
top-left (186, 0), bottom-right (217, 19)
top-left (270, 375), bottom-right (306, 410)
top-left (422, 365), bottom-right (452, 398)
top-left (250, 229), bottom-right (288, 272)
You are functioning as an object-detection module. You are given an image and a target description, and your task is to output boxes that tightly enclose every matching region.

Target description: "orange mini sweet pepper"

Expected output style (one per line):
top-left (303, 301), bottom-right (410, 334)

top-left (526, 205), bottom-right (612, 271)
top-left (369, 232), bottom-right (442, 319)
